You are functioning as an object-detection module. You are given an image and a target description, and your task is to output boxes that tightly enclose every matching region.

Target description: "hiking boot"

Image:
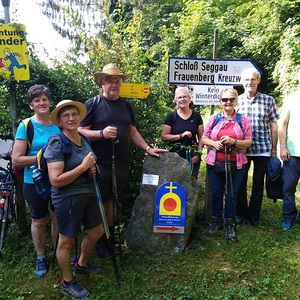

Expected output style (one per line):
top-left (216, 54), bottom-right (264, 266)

top-left (208, 218), bottom-right (222, 235)
top-left (35, 257), bottom-right (47, 277)
top-left (281, 218), bottom-right (293, 230)
top-left (224, 218), bottom-right (237, 240)
top-left (73, 262), bottom-right (103, 276)
top-left (235, 216), bottom-right (245, 225)
top-left (61, 278), bottom-right (89, 299)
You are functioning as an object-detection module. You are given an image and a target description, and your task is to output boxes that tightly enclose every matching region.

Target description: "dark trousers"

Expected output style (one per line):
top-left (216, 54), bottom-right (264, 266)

top-left (236, 156), bottom-right (269, 222)
top-left (282, 156), bottom-right (300, 219)
top-left (208, 164), bottom-right (245, 219)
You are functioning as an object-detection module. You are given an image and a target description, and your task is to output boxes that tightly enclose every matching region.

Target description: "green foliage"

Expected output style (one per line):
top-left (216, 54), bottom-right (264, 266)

top-left (1, 168), bottom-right (300, 299)
top-left (2, 0), bottom-right (300, 297)
top-left (2, 0), bottom-right (300, 222)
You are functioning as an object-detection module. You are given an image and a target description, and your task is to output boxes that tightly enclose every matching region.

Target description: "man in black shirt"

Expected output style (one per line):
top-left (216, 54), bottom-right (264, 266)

top-left (79, 63), bottom-right (167, 258)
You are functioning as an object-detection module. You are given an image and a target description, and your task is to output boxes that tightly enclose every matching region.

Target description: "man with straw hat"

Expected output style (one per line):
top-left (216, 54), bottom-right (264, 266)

top-left (79, 63), bottom-right (168, 259)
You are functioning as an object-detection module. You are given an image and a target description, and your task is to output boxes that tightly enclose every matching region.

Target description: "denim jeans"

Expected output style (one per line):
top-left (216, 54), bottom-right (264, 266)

top-left (207, 164), bottom-right (245, 219)
top-left (282, 156), bottom-right (300, 219)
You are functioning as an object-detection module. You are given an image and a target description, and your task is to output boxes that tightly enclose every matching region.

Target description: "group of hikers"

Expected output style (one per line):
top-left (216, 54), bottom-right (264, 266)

top-left (9, 63), bottom-right (299, 299)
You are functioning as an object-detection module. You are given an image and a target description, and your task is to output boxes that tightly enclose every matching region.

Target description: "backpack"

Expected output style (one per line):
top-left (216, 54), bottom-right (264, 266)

top-left (211, 112), bottom-right (243, 130)
top-left (22, 118), bottom-right (34, 151)
top-left (32, 132), bottom-right (90, 199)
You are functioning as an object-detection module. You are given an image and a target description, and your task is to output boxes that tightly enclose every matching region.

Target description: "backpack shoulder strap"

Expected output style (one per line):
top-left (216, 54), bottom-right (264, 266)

top-left (91, 95), bottom-right (102, 113)
top-left (93, 94), bottom-right (101, 105)
top-left (22, 118), bottom-right (34, 149)
top-left (170, 110), bottom-right (177, 127)
top-left (56, 132), bottom-right (71, 155)
top-left (80, 133), bottom-right (90, 145)
top-left (36, 147), bottom-right (44, 169)
top-left (235, 113), bottom-right (243, 130)
top-left (212, 113), bottom-right (222, 129)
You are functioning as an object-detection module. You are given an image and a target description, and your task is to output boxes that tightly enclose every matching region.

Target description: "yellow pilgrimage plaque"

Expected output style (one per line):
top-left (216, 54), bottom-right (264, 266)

top-left (0, 24), bottom-right (30, 81)
top-left (120, 83), bottom-right (150, 99)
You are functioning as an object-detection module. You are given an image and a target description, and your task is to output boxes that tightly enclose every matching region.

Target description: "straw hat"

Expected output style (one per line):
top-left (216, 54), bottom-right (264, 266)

top-left (94, 63), bottom-right (131, 86)
top-left (50, 99), bottom-right (87, 126)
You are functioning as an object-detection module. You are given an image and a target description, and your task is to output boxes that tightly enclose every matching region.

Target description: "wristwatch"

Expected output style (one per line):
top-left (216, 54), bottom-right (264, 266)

top-left (145, 145), bottom-right (151, 152)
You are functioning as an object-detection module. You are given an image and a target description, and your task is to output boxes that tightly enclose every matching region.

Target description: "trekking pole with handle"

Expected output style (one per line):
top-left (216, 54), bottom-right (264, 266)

top-left (93, 177), bottom-right (121, 285)
top-left (111, 137), bottom-right (123, 266)
top-left (224, 145), bottom-right (230, 241)
top-left (227, 146), bottom-right (237, 242)
top-left (224, 145), bottom-right (237, 242)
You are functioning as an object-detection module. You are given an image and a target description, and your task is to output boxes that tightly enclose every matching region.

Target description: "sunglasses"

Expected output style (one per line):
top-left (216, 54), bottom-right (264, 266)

top-left (221, 98), bottom-right (236, 103)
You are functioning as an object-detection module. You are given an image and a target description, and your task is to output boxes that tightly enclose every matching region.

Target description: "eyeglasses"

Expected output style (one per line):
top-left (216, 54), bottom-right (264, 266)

top-left (61, 112), bottom-right (80, 119)
top-left (220, 98), bottom-right (236, 103)
top-left (177, 95), bottom-right (189, 100)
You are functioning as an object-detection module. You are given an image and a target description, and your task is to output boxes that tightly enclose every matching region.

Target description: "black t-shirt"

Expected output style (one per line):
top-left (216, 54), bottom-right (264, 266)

top-left (80, 95), bottom-right (135, 177)
top-left (164, 109), bottom-right (203, 158)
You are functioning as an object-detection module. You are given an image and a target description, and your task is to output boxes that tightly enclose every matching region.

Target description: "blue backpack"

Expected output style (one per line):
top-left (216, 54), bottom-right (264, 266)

top-left (32, 132), bottom-right (90, 199)
top-left (211, 112), bottom-right (243, 130)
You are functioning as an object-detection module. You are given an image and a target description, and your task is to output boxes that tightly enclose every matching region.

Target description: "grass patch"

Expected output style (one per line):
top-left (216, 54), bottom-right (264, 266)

top-left (0, 166), bottom-right (299, 300)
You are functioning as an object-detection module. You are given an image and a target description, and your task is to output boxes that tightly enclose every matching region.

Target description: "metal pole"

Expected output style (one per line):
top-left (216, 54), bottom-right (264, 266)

top-left (2, 0), bottom-right (27, 231)
top-left (205, 29), bottom-right (219, 223)
top-left (1, 0), bottom-right (10, 23)
top-left (1, 0), bottom-right (16, 138)
top-left (211, 29), bottom-right (218, 115)
top-left (9, 81), bottom-right (17, 137)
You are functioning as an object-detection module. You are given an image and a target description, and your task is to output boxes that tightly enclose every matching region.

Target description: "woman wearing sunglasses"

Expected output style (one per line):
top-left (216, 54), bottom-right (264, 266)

top-left (202, 88), bottom-right (252, 240)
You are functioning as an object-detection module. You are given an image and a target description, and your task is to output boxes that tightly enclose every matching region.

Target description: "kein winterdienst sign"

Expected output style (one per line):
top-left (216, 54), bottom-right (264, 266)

top-left (168, 57), bottom-right (261, 86)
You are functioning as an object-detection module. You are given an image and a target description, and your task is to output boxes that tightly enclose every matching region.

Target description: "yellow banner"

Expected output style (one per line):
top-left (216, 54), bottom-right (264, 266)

top-left (0, 24), bottom-right (30, 81)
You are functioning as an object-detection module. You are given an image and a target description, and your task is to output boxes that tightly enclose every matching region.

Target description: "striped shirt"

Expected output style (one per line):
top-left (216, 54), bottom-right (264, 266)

top-left (237, 92), bottom-right (280, 154)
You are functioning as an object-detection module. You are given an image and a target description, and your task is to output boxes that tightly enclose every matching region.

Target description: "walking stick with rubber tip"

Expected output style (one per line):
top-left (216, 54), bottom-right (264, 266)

top-left (224, 145), bottom-right (237, 242)
top-left (224, 145), bottom-right (230, 241)
top-left (93, 177), bottom-right (121, 285)
top-left (111, 137), bottom-right (123, 266)
top-left (51, 233), bottom-right (59, 268)
top-left (82, 136), bottom-right (121, 283)
top-left (227, 146), bottom-right (237, 242)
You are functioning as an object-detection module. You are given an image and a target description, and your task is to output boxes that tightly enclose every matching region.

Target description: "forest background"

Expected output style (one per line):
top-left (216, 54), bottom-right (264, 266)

top-left (1, 0), bottom-right (300, 197)
top-left (1, 0), bottom-right (300, 299)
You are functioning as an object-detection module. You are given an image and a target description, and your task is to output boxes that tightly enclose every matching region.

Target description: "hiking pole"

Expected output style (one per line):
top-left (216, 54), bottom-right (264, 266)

top-left (111, 137), bottom-right (123, 266)
top-left (224, 145), bottom-right (230, 242)
top-left (93, 177), bottom-right (121, 285)
top-left (227, 146), bottom-right (237, 242)
top-left (51, 234), bottom-right (59, 268)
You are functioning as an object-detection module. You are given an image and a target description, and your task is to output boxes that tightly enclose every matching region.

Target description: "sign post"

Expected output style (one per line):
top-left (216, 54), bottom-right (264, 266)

top-left (120, 83), bottom-right (150, 99)
top-left (1, 1), bottom-right (27, 231)
top-left (168, 57), bottom-right (261, 86)
top-left (168, 55), bottom-right (261, 223)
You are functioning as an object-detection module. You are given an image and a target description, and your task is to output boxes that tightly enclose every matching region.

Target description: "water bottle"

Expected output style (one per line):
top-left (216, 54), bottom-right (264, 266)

top-left (31, 167), bottom-right (46, 194)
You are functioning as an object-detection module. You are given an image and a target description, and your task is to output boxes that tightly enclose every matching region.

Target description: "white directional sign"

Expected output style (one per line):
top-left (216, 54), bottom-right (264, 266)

top-left (168, 57), bottom-right (261, 85)
top-left (193, 85), bottom-right (233, 105)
